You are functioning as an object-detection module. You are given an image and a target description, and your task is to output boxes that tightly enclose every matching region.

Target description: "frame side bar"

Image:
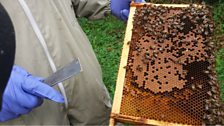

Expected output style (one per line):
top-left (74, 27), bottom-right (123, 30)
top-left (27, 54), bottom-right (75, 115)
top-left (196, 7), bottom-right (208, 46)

top-left (110, 6), bottom-right (136, 115)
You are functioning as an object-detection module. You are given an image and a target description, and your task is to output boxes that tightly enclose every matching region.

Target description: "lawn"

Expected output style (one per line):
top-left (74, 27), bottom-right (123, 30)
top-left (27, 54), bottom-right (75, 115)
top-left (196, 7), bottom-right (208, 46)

top-left (78, 1), bottom-right (224, 100)
top-left (78, 16), bottom-right (125, 98)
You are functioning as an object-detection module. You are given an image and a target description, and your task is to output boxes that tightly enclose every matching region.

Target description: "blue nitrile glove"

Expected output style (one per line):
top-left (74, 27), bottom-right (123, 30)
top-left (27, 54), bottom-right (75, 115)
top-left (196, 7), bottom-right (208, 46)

top-left (0, 65), bottom-right (64, 122)
top-left (111, 0), bottom-right (145, 21)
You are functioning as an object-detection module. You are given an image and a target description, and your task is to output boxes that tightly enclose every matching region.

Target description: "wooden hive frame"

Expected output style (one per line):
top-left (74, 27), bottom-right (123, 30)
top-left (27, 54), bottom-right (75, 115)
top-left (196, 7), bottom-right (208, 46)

top-left (109, 2), bottom-right (205, 126)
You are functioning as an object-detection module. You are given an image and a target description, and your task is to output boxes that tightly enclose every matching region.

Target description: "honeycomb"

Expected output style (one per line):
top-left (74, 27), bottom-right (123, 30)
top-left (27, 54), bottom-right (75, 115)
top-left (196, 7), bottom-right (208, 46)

top-left (119, 4), bottom-right (224, 125)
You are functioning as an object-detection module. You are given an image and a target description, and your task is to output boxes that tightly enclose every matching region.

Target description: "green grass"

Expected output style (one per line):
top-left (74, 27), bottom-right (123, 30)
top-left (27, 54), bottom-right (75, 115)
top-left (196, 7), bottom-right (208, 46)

top-left (216, 49), bottom-right (224, 100)
top-left (213, 2), bottom-right (224, 100)
top-left (78, 16), bottom-right (126, 98)
top-left (78, 3), bottom-right (224, 100)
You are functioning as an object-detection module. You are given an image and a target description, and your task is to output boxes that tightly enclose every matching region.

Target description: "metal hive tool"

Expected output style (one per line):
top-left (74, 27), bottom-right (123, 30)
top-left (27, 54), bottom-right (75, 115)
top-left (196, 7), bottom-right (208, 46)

top-left (110, 3), bottom-right (224, 126)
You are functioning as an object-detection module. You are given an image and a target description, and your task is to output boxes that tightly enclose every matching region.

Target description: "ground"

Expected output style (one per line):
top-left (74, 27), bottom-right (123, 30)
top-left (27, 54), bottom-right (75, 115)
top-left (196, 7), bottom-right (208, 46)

top-left (78, 1), bottom-right (224, 100)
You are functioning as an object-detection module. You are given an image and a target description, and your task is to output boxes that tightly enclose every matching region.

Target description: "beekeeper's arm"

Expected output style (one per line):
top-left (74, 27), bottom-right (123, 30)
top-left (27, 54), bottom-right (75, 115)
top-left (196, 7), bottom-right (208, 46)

top-left (71, 0), bottom-right (145, 21)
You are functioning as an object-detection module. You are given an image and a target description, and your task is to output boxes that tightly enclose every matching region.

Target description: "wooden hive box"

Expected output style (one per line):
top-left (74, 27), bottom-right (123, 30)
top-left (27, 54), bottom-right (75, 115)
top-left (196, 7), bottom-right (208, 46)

top-left (110, 2), bottom-right (224, 126)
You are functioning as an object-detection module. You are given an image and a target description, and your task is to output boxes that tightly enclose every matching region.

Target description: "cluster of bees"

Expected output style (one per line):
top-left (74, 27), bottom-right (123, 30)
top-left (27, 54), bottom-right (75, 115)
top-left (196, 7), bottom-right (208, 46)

top-left (124, 3), bottom-right (224, 125)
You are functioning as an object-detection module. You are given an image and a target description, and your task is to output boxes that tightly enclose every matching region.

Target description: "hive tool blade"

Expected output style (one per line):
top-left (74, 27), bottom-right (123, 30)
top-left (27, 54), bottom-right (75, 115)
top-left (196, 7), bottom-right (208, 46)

top-left (43, 58), bottom-right (82, 86)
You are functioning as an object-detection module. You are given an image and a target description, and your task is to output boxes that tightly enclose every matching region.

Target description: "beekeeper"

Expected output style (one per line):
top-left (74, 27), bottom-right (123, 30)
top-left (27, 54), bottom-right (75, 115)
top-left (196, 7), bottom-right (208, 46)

top-left (0, 0), bottom-right (143, 125)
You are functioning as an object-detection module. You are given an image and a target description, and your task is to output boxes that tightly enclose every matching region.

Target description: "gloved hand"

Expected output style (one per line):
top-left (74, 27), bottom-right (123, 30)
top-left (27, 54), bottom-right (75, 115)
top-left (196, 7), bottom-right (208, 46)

top-left (111, 0), bottom-right (145, 21)
top-left (0, 65), bottom-right (64, 122)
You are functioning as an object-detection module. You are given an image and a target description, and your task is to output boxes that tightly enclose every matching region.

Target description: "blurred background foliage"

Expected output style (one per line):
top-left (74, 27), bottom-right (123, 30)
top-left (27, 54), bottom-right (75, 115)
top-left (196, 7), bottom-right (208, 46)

top-left (78, 0), bottom-right (224, 100)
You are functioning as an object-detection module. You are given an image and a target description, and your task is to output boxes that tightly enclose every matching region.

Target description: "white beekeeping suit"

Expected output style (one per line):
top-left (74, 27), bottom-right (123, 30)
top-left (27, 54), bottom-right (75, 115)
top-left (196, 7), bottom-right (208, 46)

top-left (0, 0), bottom-right (111, 125)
